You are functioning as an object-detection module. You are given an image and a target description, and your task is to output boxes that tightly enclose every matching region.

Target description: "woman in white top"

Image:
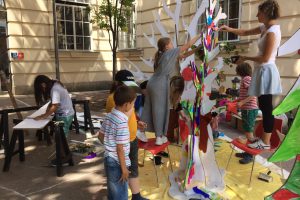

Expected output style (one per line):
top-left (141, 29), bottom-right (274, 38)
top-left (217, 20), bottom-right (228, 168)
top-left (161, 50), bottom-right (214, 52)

top-left (220, 0), bottom-right (281, 150)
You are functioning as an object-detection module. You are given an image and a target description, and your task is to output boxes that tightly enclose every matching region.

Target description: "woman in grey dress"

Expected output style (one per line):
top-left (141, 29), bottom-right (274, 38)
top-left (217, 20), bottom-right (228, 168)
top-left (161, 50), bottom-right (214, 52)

top-left (220, 0), bottom-right (281, 150)
top-left (141, 36), bottom-right (200, 145)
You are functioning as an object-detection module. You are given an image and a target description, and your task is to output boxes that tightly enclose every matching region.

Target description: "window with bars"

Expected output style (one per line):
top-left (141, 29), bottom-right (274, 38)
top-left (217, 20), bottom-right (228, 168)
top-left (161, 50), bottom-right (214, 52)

top-left (118, 4), bottom-right (136, 49)
top-left (56, 2), bottom-right (91, 50)
top-left (197, 0), bottom-right (240, 42)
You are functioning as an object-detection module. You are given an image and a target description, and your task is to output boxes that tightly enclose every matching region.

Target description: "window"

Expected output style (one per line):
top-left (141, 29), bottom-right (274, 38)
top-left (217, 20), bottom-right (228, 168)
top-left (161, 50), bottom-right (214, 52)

top-left (56, 1), bottom-right (91, 50)
top-left (58, 0), bottom-right (89, 4)
top-left (118, 4), bottom-right (136, 49)
top-left (0, 0), bottom-right (6, 36)
top-left (197, 0), bottom-right (240, 42)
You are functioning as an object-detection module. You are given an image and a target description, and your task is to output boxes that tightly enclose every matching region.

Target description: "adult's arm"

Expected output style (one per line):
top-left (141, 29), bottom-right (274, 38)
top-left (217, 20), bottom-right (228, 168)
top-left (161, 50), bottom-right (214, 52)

top-left (239, 32), bottom-right (276, 64)
top-left (219, 25), bottom-right (261, 36)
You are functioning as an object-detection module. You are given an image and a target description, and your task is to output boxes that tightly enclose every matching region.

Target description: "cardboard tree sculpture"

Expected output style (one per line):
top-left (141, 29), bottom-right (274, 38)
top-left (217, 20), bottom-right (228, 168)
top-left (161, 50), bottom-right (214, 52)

top-left (126, 0), bottom-right (226, 199)
top-left (176, 0), bottom-right (226, 198)
top-left (265, 28), bottom-right (300, 200)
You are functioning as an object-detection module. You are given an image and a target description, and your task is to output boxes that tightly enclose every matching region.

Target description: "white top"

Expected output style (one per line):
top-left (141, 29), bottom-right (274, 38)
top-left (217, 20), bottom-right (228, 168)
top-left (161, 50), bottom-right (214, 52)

top-left (51, 82), bottom-right (74, 117)
top-left (257, 24), bottom-right (281, 66)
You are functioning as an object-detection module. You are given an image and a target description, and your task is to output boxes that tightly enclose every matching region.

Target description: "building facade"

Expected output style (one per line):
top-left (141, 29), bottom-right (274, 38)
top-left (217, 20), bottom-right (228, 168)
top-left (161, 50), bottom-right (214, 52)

top-left (1, 0), bottom-right (300, 95)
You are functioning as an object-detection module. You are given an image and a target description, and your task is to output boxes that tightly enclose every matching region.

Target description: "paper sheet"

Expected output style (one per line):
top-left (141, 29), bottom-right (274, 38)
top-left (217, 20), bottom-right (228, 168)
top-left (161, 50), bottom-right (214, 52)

top-left (13, 117), bottom-right (52, 130)
top-left (27, 102), bottom-right (50, 118)
top-left (278, 28), bottom-right (300, 56)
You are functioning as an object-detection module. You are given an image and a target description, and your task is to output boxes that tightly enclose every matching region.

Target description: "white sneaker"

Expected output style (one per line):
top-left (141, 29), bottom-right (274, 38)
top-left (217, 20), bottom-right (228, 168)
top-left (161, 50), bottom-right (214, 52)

top-left (155, 137), bottom-right (163, 145)
top-left (137, 130), bottom-right (148, 142)
top-left (162, 136), bottom-right (168, 144)
top-left (247, 139), bottom-right (270, 150)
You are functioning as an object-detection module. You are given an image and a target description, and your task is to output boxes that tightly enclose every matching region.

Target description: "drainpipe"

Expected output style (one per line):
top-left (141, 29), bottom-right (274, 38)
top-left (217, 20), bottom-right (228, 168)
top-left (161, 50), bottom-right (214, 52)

top-left (52, 0), bottom-right (60, 80)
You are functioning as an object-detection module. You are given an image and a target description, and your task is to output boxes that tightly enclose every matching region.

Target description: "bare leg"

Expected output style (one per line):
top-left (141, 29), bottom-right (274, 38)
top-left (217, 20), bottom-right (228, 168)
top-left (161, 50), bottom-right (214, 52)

top-left (129, 177), bottom-right (140, 194)
top-left (245, 132), bottom-right (254, 141)
top-left (262, 132), bottom-right (272, 145)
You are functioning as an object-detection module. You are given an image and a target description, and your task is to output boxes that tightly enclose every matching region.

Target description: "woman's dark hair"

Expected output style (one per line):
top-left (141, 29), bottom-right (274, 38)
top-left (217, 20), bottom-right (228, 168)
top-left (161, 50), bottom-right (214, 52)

top-left (34, 75), bottom-right (64, 106)
top-left (258, 0), bottom-right (280, 20)
top-left (236, 62), bottom-right (252, 77)
top-left (170, 76), bottom-right (185, 109)
top-left (153, 37), bottom-right (171, 71)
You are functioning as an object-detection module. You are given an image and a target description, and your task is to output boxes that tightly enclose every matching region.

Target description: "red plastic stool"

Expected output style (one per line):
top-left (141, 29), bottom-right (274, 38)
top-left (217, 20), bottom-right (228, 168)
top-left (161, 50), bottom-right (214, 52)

top-left (138, 138), bottom-right (173, 187)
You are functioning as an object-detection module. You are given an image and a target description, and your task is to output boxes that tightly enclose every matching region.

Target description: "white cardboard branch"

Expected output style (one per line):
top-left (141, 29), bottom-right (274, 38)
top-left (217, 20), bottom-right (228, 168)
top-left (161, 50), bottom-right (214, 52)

top-left (140, 57), bottom-right (154, 68)
top-left (143, 24), bottom-right (158, 49)
top-left (125, 59), bottom-right (151, 81)
top-left (187, 0), bottom-right (209, 37)
top-left (153, 11), bottom-right (169, 37)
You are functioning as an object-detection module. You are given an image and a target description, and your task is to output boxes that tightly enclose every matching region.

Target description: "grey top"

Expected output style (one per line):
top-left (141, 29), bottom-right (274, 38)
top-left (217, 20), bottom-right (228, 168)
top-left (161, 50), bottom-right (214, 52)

top-left (141, 47), bottom-right (180, 137)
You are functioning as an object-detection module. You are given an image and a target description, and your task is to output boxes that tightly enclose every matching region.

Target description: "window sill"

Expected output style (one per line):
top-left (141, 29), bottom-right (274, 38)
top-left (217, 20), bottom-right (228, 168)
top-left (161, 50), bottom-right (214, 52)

top-left (117, 48), bottom-right (143, 58)
top-left (49, 50), bottom-right (100, 58)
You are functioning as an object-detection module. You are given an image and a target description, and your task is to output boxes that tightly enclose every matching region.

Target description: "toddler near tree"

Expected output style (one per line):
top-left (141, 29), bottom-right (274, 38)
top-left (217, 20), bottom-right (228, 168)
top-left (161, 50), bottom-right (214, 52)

top-left (236, 62), bottom-right (259, 164)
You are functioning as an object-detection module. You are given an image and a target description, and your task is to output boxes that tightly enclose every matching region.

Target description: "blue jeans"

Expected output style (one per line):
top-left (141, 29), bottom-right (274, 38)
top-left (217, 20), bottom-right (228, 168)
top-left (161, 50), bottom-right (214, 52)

top-left (104, 156), bottom-right (128, 200)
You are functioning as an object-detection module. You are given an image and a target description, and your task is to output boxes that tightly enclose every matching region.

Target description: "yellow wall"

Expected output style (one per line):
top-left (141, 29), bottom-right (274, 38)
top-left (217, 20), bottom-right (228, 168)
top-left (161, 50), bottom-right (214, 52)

top-left (136, 0), bottom-right (300, 100)
top-left (5, 0), bottom-right (119, 94)
top-left (4, 0), bottom-right (300, 95)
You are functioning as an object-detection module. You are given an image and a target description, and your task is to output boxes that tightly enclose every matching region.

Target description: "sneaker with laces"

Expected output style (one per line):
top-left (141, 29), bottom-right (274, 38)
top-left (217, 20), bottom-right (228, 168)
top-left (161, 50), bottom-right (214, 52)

top-left (247, 139), bottom-right (270, 150)
top-left (137, 130), bottom-right (148, 142)
top-left (161, 135), bottom-right (168, 144)
top-left (155, 137), bottom-right (163, 145)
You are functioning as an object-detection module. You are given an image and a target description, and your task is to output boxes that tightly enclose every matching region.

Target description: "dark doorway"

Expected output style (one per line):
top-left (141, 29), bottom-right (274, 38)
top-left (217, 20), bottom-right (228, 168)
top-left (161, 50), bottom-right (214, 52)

top-left (0, 0), bottom-right (9, 91)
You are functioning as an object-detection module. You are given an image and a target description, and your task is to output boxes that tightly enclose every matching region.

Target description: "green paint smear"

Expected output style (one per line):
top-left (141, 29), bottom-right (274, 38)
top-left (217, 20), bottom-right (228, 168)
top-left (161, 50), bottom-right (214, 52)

top-left (269, 109), bottom-right (300, 162)
top-left (269, 89), bottom-right (300, 162)
top-left (273, 89), bottom-right (300, 115)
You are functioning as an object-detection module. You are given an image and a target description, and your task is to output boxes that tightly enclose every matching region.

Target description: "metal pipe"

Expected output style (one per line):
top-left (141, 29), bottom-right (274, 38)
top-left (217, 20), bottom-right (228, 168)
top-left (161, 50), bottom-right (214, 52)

top-left (52, 0), bottom-right (60, 80)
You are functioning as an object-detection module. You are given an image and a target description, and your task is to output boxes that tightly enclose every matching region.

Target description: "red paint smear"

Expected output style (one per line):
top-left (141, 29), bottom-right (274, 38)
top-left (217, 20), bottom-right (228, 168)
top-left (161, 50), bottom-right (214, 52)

top-left (182, 67), bottom-right (193, 81)
top-left (188, 165), bottom-right (195, 184)
top-left (272, 189), bottom-right (300, 200)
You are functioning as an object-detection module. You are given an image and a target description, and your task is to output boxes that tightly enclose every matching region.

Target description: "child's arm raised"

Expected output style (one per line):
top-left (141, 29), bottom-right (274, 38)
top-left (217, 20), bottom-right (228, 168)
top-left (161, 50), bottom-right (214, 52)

top-left (117, 144), bottom-right (129, 182)
top-left (179, 34), bottom-right (201, 53)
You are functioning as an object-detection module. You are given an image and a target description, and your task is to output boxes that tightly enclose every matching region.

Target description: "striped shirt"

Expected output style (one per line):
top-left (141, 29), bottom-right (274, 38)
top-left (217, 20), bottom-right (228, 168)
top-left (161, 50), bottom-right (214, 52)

top-left (239, 76), bottom-right (258, 110)
top-left (101, 108), bottom-right (131, 167)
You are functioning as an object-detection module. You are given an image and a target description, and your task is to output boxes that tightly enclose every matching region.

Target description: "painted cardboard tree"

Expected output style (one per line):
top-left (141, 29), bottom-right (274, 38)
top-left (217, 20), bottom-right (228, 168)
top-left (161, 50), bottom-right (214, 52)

top-left (265, 28), bottom-right (300, 200)
top-left (125, 0), bottom-right (226, 198)
top-left (177, 0), bottom-right (227, 197)
top-left (125, 0), bottom-right (227, 199)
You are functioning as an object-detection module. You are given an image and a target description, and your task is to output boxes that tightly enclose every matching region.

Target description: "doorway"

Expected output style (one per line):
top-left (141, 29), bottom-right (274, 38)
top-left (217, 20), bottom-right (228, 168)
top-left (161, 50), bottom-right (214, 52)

top-left (0, 0), bottom-right (9, 91)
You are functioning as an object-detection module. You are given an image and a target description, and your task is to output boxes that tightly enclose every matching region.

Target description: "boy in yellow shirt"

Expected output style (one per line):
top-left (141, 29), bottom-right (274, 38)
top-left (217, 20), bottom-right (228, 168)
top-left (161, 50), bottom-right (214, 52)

top-left (106, 70), bottom-right (148, 200)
